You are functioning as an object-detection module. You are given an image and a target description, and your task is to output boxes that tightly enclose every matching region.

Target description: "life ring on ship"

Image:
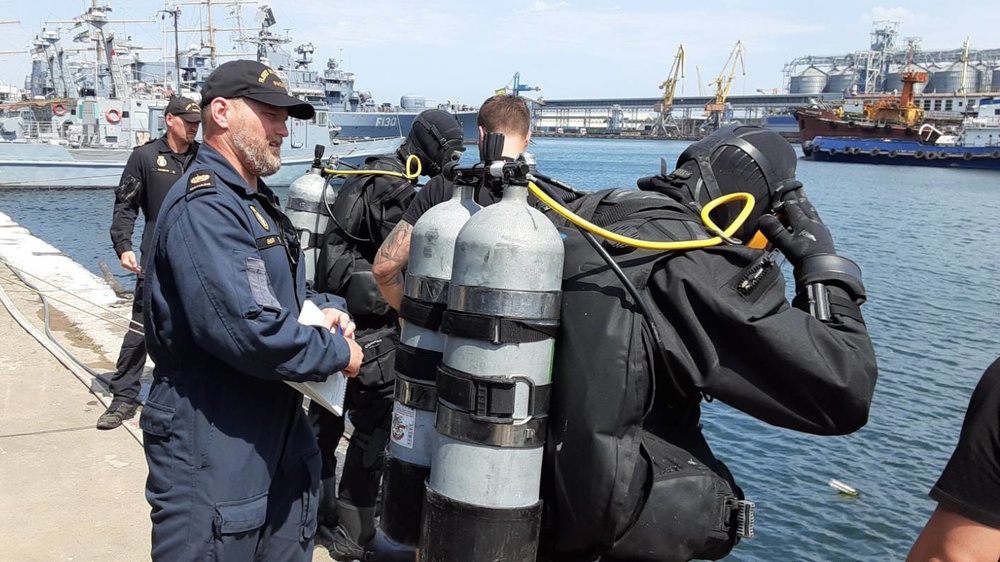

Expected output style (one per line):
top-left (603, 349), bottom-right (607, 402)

top-left (914, 151), bottom-right (926, 159)
top-left (991, 151), bottom-right (1000, 159)
top-left (870, 148), bottom-right (881, 157)
top-left (105, 108), bottom-right (122, 124)
top-left (888, 150), bottom-right (898, 158)
top-left (963, 153), bottom-right (973, 161)
top-left (52, 103), bottom-right (67, 116)
top-left (828, 148), bottom-right (838, 155)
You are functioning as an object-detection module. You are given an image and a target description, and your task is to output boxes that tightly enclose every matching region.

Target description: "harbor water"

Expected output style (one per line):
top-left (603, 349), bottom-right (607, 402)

top-left (1, 137), bottom-right (999, 561)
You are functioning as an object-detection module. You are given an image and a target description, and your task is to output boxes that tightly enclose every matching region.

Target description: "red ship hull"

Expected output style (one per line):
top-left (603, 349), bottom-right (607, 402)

top-left (794, 107), bottom-right (940, 144)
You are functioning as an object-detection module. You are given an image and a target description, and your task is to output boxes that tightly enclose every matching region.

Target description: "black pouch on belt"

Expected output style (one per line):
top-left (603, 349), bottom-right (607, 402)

top-left (353, 325), bottom-right (399, 391)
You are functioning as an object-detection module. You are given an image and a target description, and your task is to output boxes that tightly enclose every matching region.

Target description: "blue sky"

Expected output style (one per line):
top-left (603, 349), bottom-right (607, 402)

top-left (0, 1), bottom-right (993, 106)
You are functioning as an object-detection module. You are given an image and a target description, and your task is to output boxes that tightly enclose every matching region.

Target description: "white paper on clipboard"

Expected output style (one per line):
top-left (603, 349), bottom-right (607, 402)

top-left (286, 300), bottom-right (348, 416)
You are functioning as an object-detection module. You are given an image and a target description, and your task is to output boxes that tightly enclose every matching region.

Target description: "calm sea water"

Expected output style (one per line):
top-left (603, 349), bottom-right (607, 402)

top-left (2, 137), bottom-right (999, 561)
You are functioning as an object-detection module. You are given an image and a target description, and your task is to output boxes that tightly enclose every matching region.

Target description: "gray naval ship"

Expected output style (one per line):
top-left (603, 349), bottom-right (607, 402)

top-left (238, 5), bottom-right (479, 144)
top-left (0, 3), bottom-right (404, 189)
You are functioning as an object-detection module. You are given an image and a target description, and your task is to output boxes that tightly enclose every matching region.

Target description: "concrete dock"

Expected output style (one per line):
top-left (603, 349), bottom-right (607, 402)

top-left (0, 213), bottom-right (343, 561)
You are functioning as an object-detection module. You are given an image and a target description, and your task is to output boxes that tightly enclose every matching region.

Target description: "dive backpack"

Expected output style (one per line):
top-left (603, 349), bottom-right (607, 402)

top-left (317, 156), bottom-right (416, 323)
top-left (540, 188), bottom-right (752, 562)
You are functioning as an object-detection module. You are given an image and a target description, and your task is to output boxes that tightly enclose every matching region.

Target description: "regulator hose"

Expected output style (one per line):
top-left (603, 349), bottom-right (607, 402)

top-left (323, 154), bottom-right (423, 182)
top-left (527, 180), bottom-right (755, 251)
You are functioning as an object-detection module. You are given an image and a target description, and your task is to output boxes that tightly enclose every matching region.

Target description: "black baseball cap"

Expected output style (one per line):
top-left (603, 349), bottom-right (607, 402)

top-left (200, 60), bottom-right (315, 120)
top-left (165, 96), bottom-right (202, 123)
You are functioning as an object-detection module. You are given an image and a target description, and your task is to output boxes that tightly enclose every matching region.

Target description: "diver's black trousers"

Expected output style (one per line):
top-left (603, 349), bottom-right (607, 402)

top-left (311, 383), bottom-right (393, 508)
top-left (109, 277), bottom-right (146, 403)
top-left (339, 385), bottom-right (393, 508)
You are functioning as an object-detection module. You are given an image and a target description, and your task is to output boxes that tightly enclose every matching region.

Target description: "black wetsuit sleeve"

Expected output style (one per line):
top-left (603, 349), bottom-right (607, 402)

top-left (110, 150), bottom-right (146, 258)
top-left (653, 248), bottom-right (878, 435)
top-left (402, 175), bottom-right (453, 225)
top-left (930, 359), bottom-right (1000, 528)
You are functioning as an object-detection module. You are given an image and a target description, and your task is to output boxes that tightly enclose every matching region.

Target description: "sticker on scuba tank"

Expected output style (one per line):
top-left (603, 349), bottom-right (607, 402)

top-left (391, 402), bottom-right (416, 448)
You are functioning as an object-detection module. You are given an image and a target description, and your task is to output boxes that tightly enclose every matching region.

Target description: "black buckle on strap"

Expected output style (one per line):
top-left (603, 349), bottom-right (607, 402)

top-left (436, 363), bottom-right (550, 424)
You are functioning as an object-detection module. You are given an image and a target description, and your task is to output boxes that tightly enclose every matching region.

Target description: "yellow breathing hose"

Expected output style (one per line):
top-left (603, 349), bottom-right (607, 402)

top-left (323, 154), bottom-right (423, 181)
top-left (527, 181), bottom-right (756, 251)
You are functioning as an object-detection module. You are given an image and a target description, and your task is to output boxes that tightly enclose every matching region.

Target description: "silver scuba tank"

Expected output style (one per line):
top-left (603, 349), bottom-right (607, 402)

top-left (284, 145), bottom-right (336, 282)
top-left (380, 183), bottom-right (481, 549)
top-left (419, 152), bottom-right (565, 561)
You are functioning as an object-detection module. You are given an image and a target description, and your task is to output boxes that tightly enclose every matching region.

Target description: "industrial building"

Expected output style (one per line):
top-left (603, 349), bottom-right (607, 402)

top-left (531, 22), bottom-right (999, 139)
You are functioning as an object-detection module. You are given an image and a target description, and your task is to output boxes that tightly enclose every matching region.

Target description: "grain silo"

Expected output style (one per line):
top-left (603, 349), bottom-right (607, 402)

top-left (930, 61), bottom-right (978, 93)
top-left (824, 66), bottom-right (857, 94)
top-left (884, 64), bottom-right (930, 94)
top-left (790, 66), bottom-right (828, 94)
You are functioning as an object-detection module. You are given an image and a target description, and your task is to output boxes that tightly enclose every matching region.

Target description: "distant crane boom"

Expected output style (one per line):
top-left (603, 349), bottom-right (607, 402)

top-left (651, 44), bottom-right (685, 136)
top-left (695, 65), bottom-right (705, 96)
top-left (706, 40), bottom-right (746, 113)
top-left (658, 44), bottom-right (685, 117)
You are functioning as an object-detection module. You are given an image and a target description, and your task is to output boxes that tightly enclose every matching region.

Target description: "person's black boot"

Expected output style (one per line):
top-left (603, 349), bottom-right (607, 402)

top-left (327, 501), bottom-right (376, 562)
top-left (96, 399), bottom-right (139, 430)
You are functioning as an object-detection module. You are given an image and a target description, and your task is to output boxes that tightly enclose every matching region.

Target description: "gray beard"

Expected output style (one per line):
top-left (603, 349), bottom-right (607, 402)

top-left (232, 124), bottom-right (281, 178)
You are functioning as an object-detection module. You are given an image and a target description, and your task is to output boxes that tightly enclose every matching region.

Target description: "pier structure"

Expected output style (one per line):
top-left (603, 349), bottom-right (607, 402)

top-left (530, 93), bottom-right (840, 138)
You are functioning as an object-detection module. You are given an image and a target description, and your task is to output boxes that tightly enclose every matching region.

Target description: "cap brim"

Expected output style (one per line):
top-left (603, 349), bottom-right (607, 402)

top-left (176, 113), bottom-right (202, 123)
top-left (245, 92), bottom-right (315, 120)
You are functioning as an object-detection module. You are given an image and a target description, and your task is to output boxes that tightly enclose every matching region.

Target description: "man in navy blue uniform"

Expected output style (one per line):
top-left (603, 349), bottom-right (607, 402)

top-left (100, 96), bottom-right (201, 430)
top-left (140, 60), bottom-right (364, 561)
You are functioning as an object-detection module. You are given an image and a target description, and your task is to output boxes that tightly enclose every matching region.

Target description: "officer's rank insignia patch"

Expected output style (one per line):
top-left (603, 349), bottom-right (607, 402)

top-left (250, 205), bottom-right (271, 231)
top-left (187, 171), bottom-right (215, 192)
top-left (156, 155), bottom-right (167, 167)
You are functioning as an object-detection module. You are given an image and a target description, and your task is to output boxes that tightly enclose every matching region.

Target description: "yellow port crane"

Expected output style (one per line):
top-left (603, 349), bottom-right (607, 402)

top-left (652, 44), bottom-right (685, 136)
top-left (704, 40), bottom-right (746, 131)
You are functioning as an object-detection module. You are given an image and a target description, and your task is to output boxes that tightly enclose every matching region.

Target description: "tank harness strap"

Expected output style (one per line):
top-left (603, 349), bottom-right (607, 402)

top-left (394, 343), bottom-right (442, 383)
top-left (400, 296), bottom-right (447, 331)
top-left (284, 193), bottom-right (332, 215)
top-left (436, 363), bottom-right (550, 424)
top-left (440, 310), bottom-right (559, 345)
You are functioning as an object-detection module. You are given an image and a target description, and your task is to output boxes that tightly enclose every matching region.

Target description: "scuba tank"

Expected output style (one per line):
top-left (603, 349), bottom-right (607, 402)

top-left (418, 134), bottom-right (564, 561)
top-left (284, 144), bottom-right (337, 281)
top-left (380, 183), bottom-right (481, 550)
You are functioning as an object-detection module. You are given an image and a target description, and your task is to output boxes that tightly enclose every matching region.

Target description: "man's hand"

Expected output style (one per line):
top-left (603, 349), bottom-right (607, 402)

top-left (119, 250), bottom-right (141, 274)
top-left (757, 191), bottom-right (835, 265)
top-left (321, 308), bottom-right (356, 339)
top-left (342, 338), bottom-right (364, 378)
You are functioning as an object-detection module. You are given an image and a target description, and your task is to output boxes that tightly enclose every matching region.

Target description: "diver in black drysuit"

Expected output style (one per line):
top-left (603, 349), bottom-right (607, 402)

top-left (539, 125), bottom-right (879, 562)
top-left (311, 108), bottom-right (465, 560)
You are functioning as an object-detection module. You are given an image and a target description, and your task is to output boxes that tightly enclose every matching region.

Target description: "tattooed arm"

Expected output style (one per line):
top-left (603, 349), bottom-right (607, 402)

top-left (373, 220), bottom-right (413, 311)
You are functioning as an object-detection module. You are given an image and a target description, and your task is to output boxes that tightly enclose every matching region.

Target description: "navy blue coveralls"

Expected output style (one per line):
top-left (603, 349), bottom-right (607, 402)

top-left (141, 143), bottom-right (353, 561)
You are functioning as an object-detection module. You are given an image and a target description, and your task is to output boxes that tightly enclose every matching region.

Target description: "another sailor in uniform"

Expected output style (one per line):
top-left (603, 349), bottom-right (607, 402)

top-left (140, 60), bottom-right (363, 561)
top-left (99, 96), bottom-right (201, 430)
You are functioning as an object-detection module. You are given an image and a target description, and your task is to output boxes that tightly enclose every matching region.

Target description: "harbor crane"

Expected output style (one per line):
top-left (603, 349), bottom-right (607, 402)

top-left (704, 39), bottom-right (746, 131)
top-left (497, 72), bottom-right (543, 104)
top-left (651, 44), bottom-right (684, 136)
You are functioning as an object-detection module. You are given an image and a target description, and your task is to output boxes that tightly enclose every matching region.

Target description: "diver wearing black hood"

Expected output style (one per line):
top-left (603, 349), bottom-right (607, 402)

top-left (539, 125), bottom-right (878, 562)
top-left (311, 108), bottom-right (465, 559)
